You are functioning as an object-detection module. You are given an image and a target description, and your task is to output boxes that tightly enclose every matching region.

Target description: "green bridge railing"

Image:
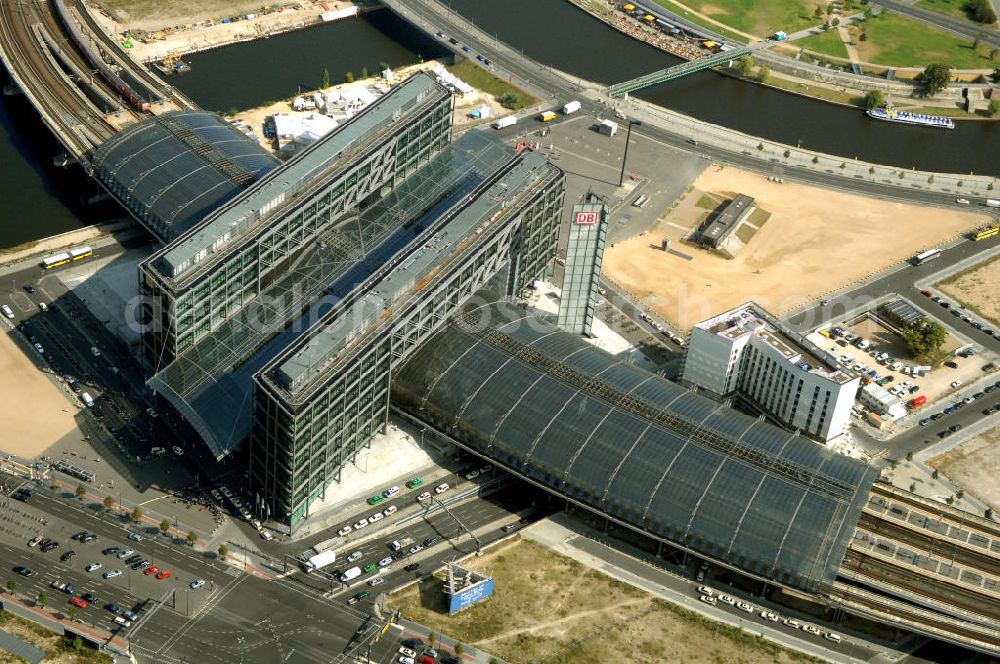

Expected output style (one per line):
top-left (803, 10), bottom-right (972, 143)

top-left (607, 46), bottom-right (751, 97)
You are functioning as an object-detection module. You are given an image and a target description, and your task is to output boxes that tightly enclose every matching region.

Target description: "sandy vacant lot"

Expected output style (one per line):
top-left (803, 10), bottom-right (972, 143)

top-left (0, 332), bottom-right (79, 458)
top-left (930, 426), bottom-right (1000, 512)
top-left (393, 538), bottom-right (818, 664)
top-left (936, 253), bottom-right (1000, 328)
top-left (604, 166), bottom-right (987, 329)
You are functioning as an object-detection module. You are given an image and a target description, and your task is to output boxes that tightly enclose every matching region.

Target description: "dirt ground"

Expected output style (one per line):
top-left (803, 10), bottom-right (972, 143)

top-left (0, 608), bottom-right (113, 663)
top-left (90, 1), bottom-right (344, 61)
top-left (936, 253), bottom-right (1000, 328)
top-left (929, 425), bottom-right (1000, 512)
top-left (0, 332), bottom-right (79, 458)
top-left (603, 166), bottom-right (988, 330)
top-left (393, 538), bottom-right (820, 664)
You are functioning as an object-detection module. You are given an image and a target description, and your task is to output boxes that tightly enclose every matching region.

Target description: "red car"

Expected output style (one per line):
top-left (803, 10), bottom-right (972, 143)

top-left (920, 290), bottom-right (933, 297)
top-left (156, 569), bottom-right (171, 580)
top-left (69, 597), bottom-right (87, 608)
top-left (143, 565), bottom-right (159, 576)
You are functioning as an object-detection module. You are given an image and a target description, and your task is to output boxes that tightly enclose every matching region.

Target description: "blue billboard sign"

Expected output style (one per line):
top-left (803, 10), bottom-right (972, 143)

top-left (447, 578), bottom-right (495, 614)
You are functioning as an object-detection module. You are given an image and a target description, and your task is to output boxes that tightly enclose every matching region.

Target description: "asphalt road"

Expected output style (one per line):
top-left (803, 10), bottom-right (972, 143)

top-left (3, 476), bottom-right (541, 663)
top-left (874, 0), bottom-right (1000, 48)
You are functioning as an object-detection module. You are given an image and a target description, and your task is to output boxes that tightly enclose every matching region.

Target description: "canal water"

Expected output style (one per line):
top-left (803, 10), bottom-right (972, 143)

top-left (1, 5), bottom-right (995, 249)
top-left (443, 0), bottom-right (998, 177)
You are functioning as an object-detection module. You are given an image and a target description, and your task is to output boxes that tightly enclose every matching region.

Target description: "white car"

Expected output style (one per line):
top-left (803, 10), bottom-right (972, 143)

top-left (760, 610), bottom-right (779, 622)
top-left (251, 519), bottom-right (262, 530)
top-left (368, 577), bottom-right (384, 587)
top-left (718, 594), bottom-right (735, 605)
top-left (801, 624), bottom-right (821, 635)
top-left (190, 579), bottom-right (205, 589)
top-left (951, 380), bottom-right (962, 388)
top-left (33, 342), bottom-right (44, 354)
top-left (736, 601), bottom-right (754, 613)
top-left (117, 549), bottom-right (134, 559)
top-left (383, 505), bottom-right (398, 517)
top-left (369, 512), bottom-right (384, 522)
top-left (464, 470), bottom-right (480, 480)
top-left (956, 198), bottom-right (970, 204)
top-left (409, 544), bottom-right (424, 555)
top-left (698, 594), bottom-right (717, 605)
top-left (399, 657), bottom-right (415, 664)
top-left (86, 563), bottom-right (103, 572)
top-left (347, 551), bottom-right (363, 562)
top-left (113, 616), bottom-right (131, 627)
top-left (103, 569), bottom-right (122, 579)
top-left (259, 529), bottom-right (274, 541)
top-left (434, 483), bottom-right (449, 495)
top-left (415, 492), bottom-right (431, 502)
top-left (824, 632), bottom-right (842, 643)
top-left (696, 586), bottom-right (713, 596)
top-left (399, 647), bottom-right (417, 658)
top-left (383, 486), bottom-right (400, 498)
top-left (353, 519), bottom-right (369, 529)
top-left (378, 557), bottom-right (393, 567)
top-left (127, 532), bottom-right (143, 542)
top-left (338, 525), bottom-right (352, 536)
top-left (783, 618), bottom-right (801, 628)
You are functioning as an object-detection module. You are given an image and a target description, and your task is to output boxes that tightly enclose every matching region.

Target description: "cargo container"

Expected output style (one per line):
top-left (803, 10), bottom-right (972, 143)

top-left (598, 120), bottom-right (618, 136)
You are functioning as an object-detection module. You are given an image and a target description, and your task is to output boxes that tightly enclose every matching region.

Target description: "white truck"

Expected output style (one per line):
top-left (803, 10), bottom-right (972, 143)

top-left (339, 566), bottom-right (362, 582)
top-left (986, 199), bottom-right (1000, 208)
top-left (303, 549), bottom-right (337, 574)
top-left (562, 100), bottom-right (581, 115)
top-left (81, 393), bottom-right (95, 408)
top-left (493, 116), bottom-right (517, 130)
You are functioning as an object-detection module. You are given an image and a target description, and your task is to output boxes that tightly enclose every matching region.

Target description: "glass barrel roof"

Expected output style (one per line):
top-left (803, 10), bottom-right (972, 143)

top-left (392, 302), bottom-right (877, 592)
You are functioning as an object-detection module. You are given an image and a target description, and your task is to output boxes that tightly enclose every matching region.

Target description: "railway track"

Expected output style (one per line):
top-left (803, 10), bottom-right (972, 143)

top-left (857, 511), bottom-right (1000, 577)
top-left (829, 582), bottom-right (1000, 651)
top-left (0, 0), bottom-right (115, 157)
top-left (841, 548), bottom-right (1000, 624)
top-left (870, 482), bottom-right (1000, 544)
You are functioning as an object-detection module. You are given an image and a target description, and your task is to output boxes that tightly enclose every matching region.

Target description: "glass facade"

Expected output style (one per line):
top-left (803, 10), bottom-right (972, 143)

top-left (251, 156), bottom-right (565, 530)
top-left (139, 88), bottom-right (452, 371)
top-left (558, 195), bottom-right (608, 336)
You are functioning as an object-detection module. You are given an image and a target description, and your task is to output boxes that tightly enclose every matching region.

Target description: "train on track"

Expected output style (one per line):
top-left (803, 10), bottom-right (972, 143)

top-left (51, 0), bottom-right (155, 111)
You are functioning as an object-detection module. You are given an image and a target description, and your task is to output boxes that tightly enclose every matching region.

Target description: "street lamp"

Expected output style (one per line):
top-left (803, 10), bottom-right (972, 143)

top-left (618, 119), bottom-right (642, 187)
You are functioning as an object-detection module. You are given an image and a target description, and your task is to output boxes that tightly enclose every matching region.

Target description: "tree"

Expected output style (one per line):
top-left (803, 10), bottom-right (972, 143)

top-left (499, 93), bottom-right (520, 109)
top-left (863, 89), bottom-right (885, 110)
top-left (131, 507), bottom-right (142, 523)
top-left (860, 31), bottom-right (868, 42)
top-left (321, 68), bottom-right (330, 89)
top-left (909, 483), bottom-right (916, 492)
top-left (103, 495), bottom-right (114, 510)
top-left (37, 591), bottom-right (45, 607)
top-left (988, 98), bottom-right (1000, 117)
top-left (378, 61), bottom-right (390, 72)
top-left (72, 636), bottom-right (84, 652)
top-left (987, 508), bottom-right (994, 520)
top-left (840, 162), bottom-right (846, 169)
top-left (956, 489), bottom-right (965, 499)
top-left (917, 63), bottom-right (952, 96)
top-left (965, 0), bottom-right (998, 24)
top-left (427, 631), bottom-right (437, 646)
top-left (218, 544), bottom-right (229, 558)
top-left (736, 55), bottom-right (754, 78)
top-left (757, 66), bottom-right (771, 83)
top-left (344, 71), bottom-right (354, 83)
top-left (827, 2), bottom-right (834, 15)
top-left (901, 320), bottom-right (946, 357)
top-left (946, 495), bottom-right (955, 505)
top-left (783, 149), bottom-right (791, 159)
top-left (906, 451), bottom-right (914, 462)
top-left (6, 580), bottom-right (16, 594)
top-left (66, 606), bottom-right (77, 621)
top-left (757, 142), bottom-right (764, 151)
top-left (991, 67), bottom-right (1000, 83)
top-left (360, 66), bottom-right (369, 79)
top-left (814, 6), bottom-right (824, 19)
top-left (160, 519), bottom-right (172, 535)
top-left (454, 643), bottom-right (465, 655)
top-left (186, 531), bottom-right (198, 546)
top-left (932, 469), bottom-right (939, 479)
top-left (812, 155), bottom-right (819, 164)
top-left (75, 484), bottom-right (86, 499)
top-left (831, 17), bottom-right (840, 27)
top-left (889, 459), bottom-right (898, 470)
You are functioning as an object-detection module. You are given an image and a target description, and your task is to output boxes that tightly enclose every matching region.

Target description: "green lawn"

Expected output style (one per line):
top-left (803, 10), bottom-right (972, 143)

top-left (649, 0), bottom-right (750, 43)
top-left (446, 60), bottom-right (537, 110)
top-left (850, 13), bottom-right (995, 68)
top-left (916, 0), bottom-right (998, 27)
top-left (796, 26), bottom-right (850, 59)
top-left (651, 0), bottom-right (823, 38)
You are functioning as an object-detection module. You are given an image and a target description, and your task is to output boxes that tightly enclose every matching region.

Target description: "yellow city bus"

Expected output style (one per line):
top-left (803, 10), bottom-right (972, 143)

top-left (972, 223), bottom-right (999, 241)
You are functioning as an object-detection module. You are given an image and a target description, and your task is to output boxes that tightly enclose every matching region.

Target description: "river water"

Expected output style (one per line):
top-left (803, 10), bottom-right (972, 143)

top-left (0, 5), bottom-right (995, 249)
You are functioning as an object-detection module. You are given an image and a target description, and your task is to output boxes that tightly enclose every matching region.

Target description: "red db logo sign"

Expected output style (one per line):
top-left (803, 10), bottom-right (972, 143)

top-left (574, 211), bottom-right (598, 225)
